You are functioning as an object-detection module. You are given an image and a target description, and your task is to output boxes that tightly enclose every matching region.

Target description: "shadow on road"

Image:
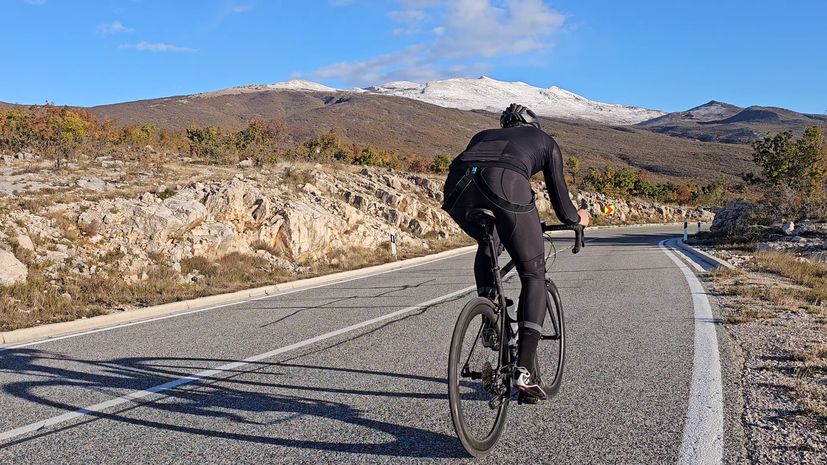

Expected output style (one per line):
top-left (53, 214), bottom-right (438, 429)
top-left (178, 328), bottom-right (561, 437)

top-left (581, 230), bottom-right (678, 248)
top-left (0, 289), bottom-right (475, 459)
top-left (0, 348), bottom-right (467, 458)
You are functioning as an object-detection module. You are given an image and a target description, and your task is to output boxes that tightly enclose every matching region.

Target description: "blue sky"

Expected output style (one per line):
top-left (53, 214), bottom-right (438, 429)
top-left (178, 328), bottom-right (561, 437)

top-left (1, 0), bottom-right (824, 113)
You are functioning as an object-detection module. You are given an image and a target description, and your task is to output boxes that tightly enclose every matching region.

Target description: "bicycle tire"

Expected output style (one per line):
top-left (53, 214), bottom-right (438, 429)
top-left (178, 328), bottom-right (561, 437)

top-left (539, 280), bottom-right (566, 396)
top-left (448, 297), bottom-right (509, 457)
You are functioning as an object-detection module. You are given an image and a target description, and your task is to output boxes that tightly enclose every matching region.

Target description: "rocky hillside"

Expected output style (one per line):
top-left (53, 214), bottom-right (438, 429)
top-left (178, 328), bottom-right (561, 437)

top-left (0, 159), bottom-right (457, 284)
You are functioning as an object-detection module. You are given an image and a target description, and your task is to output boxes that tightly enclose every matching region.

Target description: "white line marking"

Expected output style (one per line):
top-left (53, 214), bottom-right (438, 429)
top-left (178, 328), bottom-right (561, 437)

top-left (0, 283), bottom-right (482, 444)
top-left (659, 239), bottom-right (724, 465)
top-left (1, 248), bottom-right (476, 351)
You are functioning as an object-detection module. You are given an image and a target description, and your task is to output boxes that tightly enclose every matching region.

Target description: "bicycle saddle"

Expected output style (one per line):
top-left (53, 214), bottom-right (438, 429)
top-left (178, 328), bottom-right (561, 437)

top-left (466, 208), bottom-right (496, 225)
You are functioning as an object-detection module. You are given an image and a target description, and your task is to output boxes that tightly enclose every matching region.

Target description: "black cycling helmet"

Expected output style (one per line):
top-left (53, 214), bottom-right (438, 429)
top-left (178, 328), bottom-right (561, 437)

top-left (500, 103), bottom-right (541, 130)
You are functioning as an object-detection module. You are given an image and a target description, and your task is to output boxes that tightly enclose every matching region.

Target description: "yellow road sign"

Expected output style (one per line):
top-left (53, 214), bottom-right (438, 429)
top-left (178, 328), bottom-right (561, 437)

top-left (602, 204), bottom-right (615, 215)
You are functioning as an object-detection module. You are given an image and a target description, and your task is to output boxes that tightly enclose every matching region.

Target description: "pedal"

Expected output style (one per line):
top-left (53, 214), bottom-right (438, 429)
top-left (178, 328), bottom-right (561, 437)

top-left (518, 392), bottom-right (541, 405)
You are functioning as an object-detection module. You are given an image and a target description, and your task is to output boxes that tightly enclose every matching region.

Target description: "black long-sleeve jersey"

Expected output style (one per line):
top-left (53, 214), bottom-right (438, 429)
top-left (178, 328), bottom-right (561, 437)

top-left (449, 125), bottom-right (581, 225)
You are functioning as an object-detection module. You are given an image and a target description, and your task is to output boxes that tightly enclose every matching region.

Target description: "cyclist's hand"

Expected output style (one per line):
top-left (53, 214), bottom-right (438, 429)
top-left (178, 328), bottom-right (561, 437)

top-left (577, 209), bottom-right (590, 227)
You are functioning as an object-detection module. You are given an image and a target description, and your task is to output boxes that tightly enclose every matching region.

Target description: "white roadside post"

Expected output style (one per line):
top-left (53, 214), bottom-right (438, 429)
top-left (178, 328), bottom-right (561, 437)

top-left (683, 221), bottom-right (689, 242)
top-left (390, 233), bottom-right (398, 259)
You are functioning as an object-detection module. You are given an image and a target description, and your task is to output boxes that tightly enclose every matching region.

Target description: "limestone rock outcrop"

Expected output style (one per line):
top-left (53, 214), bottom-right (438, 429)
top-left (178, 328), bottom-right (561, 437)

top-left (0, 250), bottom-right (27, 285)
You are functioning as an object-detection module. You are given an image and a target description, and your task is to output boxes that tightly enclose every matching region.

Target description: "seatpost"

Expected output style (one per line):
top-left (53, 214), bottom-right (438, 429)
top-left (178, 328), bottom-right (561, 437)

top-left (484, 225), bottom-right (508, 312)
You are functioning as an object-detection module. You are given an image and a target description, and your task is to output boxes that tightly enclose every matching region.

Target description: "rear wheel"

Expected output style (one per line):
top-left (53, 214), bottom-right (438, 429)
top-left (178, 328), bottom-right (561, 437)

top-left (536, 280), bottom-right (566, 396)
top-left (448, 297), bottom-right (509, 457)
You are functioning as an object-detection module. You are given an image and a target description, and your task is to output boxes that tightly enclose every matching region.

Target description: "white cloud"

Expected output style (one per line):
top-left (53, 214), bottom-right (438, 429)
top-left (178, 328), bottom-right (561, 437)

top-left (436, 0), bottom-right (564, 58)
top-left (312, 45), bottom-right (490, 87)
top-left (388, 9), bottom-right (428, 25)
top-left (229, 3), bottom-right (254, 13)
top-left (310, 0), bottom-right (564, 86)
top-left (121, 41), bottom-right (196, 53)
top-left (388, 9), bottom-right (429, 35)
top-left (99, 21), bottom-right (134, 35)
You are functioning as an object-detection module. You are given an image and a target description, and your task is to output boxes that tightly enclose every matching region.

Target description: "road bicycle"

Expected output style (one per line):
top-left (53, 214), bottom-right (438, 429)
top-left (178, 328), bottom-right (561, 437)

top-left (447, 207), bottom-right (585, 457)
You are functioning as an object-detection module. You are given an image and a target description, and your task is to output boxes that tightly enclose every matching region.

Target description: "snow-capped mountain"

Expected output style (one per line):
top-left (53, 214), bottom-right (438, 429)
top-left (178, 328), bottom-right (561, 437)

top-left (198, 80), bottom-right (338, 97)
top-left (198, 77), bottom-right (664, 125)
top-left (364, 77), bottom-right (665, 125)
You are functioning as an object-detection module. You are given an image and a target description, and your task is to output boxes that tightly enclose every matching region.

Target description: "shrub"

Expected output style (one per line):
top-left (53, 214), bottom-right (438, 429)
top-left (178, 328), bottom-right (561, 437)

top-left (582, 164), bottom-right (725, 205)
top-left (185, 124), bottom-right (238, 164)
top-left (352, 146), bottom-right (399, 168)
top-left (430, 153), bottom-right (451, 173)
top-left (565, 155), bottom-right (581, 186)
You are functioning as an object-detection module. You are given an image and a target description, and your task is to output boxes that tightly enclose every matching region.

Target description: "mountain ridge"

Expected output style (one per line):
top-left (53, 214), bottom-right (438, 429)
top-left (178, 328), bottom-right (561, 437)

top-left (149, 76), bottom-right (666, 125)
top-left (636, 101), bottom-right (827, 143)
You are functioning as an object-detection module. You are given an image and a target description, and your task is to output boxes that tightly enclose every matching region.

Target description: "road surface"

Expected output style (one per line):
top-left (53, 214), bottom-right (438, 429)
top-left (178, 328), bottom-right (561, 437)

top-left (0, 225), bottom-right (743, 464)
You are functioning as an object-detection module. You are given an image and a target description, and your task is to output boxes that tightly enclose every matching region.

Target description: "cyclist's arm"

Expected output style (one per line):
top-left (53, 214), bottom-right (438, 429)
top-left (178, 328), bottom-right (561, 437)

top-left (542, 140), bottom-right (581, 225)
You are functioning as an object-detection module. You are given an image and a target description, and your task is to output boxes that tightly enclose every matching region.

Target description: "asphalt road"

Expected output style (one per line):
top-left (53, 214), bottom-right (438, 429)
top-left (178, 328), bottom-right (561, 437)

top-left (0, 225), bottom-right (742, 464)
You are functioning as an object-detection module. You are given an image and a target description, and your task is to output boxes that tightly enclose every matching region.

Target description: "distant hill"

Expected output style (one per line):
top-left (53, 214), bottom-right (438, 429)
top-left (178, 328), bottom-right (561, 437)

top-left (90, 88), bottom-right (754, 185)
top-left (637, 101), bottom-right (827, 143)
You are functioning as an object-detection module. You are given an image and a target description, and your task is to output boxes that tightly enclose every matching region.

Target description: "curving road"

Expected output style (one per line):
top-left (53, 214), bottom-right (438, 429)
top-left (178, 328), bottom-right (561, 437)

top-left (0, 225), bottom-right (743, 464)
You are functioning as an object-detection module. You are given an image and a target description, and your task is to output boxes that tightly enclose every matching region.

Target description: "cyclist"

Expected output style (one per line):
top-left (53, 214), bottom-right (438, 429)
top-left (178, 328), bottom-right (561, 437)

top-left (442, 103), bottom-right (589, 401)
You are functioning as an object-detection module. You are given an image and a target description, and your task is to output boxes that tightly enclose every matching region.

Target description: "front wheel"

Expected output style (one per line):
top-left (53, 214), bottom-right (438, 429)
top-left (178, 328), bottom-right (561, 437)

top-left (448, 297), bottom-right (509, 457)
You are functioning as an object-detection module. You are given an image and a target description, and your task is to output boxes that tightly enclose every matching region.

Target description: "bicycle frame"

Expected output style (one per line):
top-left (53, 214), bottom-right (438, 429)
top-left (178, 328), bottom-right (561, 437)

top-left (477, 221), bottom-right (579, 406)
top-left (479, 224), bottom-right (517, 406)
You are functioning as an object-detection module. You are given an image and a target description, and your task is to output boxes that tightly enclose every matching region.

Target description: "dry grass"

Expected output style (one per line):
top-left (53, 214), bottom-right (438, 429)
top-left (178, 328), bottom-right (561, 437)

top-left (791, 344), bottom-right (827, 428)
top-left (755, 252), bottom-right (827, 305)
top-left (281, 167), bottom-right (315, 189)
top-left (721, 304), bottom-right (775, 324)
top-left (710, 266), bottom-right (741, 279)
top-left (0, 252), bottom-right (289, 332)
top-left (791, 344), bottom-right (827, 365)
top-left (714, 251), bottom-right (827, 313)
top-left (43, 210), bottom-right (81, 241)
top-left (793, 379), bottom-right (827, 427)
top-left (726, 282), bottom-right (812, 310)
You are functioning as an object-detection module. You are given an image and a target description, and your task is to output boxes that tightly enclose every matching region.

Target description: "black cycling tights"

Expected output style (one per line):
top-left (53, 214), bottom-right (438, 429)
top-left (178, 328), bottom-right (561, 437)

top-left (444, 167), bottom-right (546, 368)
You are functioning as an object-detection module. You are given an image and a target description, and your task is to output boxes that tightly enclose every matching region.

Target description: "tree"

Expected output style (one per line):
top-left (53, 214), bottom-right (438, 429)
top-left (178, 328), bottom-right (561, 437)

top-left (565, 155), bottom-right (581, 186)
top-left (751, 126), bottom-right (826, 193)
top-left (749, 127), bottom-right (827, 220)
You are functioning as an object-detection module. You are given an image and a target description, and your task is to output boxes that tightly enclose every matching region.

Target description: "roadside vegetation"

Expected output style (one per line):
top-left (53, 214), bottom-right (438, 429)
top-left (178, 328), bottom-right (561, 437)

top-left (577, 161), bottom-right (729, 206)
top-left (1, 104), bottom-right (444, 174)
top-left (2, 104), bottom-right (748, 206)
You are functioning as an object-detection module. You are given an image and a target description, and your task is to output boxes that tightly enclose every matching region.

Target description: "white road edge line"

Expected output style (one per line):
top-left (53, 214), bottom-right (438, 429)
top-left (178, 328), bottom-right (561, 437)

top-left (2, 248), bottom-right (477, 351)
top-left (659, 239), bottom-right (724, 465)
top-left (0, 283), bottom-right (482, 444)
